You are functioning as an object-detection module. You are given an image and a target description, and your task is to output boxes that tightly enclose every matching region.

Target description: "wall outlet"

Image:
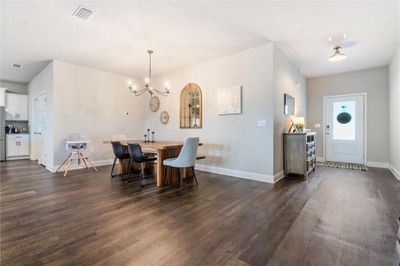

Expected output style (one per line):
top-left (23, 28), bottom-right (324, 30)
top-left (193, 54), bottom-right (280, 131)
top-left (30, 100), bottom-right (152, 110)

top-left (257, 120), bottom-right (267, 127)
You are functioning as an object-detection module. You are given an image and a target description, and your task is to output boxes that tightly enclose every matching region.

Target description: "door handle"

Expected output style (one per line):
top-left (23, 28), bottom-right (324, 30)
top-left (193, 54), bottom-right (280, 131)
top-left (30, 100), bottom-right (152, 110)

top-left (325, 125), bottom-right (330, 135)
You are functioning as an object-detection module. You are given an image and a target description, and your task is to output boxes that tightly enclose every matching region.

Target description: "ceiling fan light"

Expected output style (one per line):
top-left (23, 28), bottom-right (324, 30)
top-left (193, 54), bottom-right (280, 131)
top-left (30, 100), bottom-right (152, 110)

top-left (328, 47), bottom-right (347, 62)
top-left (328, 53), bottom-right (347, 62)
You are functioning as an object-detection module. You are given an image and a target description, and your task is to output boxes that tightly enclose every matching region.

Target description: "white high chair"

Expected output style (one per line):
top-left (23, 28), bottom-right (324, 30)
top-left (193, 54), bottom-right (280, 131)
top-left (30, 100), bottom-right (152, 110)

top-left (56, 133), bottom-right (98, 176)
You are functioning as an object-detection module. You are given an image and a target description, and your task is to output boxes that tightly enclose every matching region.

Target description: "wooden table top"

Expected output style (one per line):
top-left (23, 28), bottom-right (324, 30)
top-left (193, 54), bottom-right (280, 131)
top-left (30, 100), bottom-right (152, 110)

top-left (102, 139), bottom-right (184, 150)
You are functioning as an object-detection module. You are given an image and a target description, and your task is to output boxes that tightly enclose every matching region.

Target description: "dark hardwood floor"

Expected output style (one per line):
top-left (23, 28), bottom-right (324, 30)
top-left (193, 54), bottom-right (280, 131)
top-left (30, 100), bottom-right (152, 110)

top-left (1, 160), bottom-right (399, 265)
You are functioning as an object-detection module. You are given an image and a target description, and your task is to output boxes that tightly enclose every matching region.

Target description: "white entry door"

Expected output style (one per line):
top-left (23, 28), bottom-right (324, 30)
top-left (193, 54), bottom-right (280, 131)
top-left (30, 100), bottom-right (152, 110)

top-left (38, 92), bottom-right (47, 166)
top-left (324, 94), bottom-right (365, 164)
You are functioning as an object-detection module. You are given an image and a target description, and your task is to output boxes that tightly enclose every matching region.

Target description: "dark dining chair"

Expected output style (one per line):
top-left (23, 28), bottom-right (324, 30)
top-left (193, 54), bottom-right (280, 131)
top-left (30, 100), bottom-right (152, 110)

top-left (127, 143), bottom-right (157, 188)
top-left (111, 141), bottom-right (130, 178)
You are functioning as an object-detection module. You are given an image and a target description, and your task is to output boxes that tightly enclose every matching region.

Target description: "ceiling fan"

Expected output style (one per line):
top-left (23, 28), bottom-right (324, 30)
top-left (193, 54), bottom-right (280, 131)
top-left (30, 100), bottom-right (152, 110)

top-left (327, 33), bottom-right (357, 62)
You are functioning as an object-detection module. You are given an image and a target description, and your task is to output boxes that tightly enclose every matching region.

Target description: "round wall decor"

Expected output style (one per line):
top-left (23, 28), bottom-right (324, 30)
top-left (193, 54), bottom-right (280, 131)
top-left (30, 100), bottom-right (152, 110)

top-left (160, 111), bottom-right (169, 124)
top-left (149, 96), bottom-right (160, 112)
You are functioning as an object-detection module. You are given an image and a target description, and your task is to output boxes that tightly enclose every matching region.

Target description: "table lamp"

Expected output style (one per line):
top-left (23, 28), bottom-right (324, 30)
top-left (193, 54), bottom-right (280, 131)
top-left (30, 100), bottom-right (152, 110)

top-left (294, 117), bottom-right (305, 132)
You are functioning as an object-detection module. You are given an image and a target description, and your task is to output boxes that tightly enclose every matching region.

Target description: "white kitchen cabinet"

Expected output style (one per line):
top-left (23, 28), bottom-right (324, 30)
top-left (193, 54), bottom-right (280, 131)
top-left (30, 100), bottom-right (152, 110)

top-left (6, 138), bottom-right (19, 157)
top-left (19, 135), bottom-right (30, 156)
top-left (5, 93), bottom-right (19, 120)
top-left (6, 134), bottom-right (30, 159)
top-left (5, 93), bottom-right (28, 121)
top-left (18, 95), bottom-right (28, 120)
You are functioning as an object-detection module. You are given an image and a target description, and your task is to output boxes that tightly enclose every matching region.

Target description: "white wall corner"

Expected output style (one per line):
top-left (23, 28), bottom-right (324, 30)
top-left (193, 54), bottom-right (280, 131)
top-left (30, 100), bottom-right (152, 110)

top-left (195, 164), bottom-right (276, 183)
top-left (389, 165), bottom-right (400, 180)
top-left (46, 164), bottom-right (55, 173)
top-left (366, 161), bottom-right (389, 168)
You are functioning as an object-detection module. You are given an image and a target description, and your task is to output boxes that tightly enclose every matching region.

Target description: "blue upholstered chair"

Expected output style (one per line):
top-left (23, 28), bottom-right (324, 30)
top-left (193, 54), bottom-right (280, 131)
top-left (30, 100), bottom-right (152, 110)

top-left (163, 137), bottom-right (199, 190)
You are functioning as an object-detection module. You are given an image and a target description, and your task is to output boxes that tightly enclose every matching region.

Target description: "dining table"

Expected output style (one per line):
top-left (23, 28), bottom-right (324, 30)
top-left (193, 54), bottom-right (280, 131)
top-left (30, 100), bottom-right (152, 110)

top-left (103, 139), bottom-right (186, 186)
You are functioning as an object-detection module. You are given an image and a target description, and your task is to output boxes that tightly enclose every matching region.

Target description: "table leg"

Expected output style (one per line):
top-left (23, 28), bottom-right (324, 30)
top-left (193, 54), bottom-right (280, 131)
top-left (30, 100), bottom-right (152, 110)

top-left (157, 149), bottom-right (165, 187)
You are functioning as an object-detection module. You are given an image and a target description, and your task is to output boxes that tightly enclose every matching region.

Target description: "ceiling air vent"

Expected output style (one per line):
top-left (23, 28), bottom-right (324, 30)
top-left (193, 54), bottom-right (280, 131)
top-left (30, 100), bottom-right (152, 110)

top-left (73, 6), bottom-right (94, 20)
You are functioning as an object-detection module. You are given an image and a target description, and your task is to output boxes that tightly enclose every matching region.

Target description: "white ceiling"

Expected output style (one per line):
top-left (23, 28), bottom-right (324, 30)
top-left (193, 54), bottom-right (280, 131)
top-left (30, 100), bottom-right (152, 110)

top-left (1, 1), bottom-right (399, 83)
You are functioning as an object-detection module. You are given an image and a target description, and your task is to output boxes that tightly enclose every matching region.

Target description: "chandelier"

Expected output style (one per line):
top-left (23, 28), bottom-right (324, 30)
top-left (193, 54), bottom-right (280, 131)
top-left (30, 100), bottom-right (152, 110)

top-left (128, 50), bottom-right (170, 96)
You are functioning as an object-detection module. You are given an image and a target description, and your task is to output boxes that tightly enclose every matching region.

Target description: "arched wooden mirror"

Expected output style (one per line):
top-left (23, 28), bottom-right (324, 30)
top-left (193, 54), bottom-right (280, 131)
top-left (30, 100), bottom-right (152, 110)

top-left (180, 83), bottom-right (202, 128)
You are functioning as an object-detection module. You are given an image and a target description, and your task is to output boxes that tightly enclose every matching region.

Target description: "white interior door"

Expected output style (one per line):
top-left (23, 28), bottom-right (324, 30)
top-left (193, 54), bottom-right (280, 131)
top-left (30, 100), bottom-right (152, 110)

top-left (38, 92), bottom-right (47, 166)
top-left (31, 97), bottom-right (39, 160)
top-left (325, 94), bottom-right (365, 164)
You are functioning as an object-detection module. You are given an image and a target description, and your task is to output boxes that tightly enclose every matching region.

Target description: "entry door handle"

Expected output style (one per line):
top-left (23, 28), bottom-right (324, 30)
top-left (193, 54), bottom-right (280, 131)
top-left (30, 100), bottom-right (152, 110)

top-left (326, 125), bottom-right (330, 135)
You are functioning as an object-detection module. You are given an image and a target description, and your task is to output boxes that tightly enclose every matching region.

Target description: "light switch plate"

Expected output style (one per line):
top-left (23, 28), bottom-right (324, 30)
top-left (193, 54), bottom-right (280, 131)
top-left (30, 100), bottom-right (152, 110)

top-left (257, 120), bottom-right (267, 127)
top-left (314, 124), bottom-right (321, 128)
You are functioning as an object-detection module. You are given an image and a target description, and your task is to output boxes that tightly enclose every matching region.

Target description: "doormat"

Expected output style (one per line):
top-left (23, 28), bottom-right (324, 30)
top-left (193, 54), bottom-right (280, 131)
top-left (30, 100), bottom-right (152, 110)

top-left (316, 161), bottom-right (368, 171)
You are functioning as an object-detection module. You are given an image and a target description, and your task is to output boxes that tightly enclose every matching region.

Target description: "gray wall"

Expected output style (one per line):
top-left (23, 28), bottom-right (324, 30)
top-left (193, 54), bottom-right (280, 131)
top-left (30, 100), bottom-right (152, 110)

top-left (307, 66), bottom-right (390, 164)
top-left (0, 80), bottom-right (28, 94)
top-left (389, 46), bottom-right (400, 177)
top-left (51, 60), bottom-right (146, 170)
top-left (149, 43), bottom-right (275, 178)
top-left (27, 60), bottom-right (146, 171)
top-left (273, 45), bottom-right (307, 174)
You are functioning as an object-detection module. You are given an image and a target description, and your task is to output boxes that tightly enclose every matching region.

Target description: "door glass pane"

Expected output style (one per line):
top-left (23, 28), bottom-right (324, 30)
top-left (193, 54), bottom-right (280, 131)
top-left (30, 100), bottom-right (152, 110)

top-left (333, 101), bottom-right (355, 140)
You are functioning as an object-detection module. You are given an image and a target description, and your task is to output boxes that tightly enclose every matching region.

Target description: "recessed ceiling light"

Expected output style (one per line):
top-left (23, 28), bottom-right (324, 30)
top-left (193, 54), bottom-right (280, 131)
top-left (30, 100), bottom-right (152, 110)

top-left (73, 6), bottom-right (94, 21)
top-left (12, 63), bottom-right (23, 69)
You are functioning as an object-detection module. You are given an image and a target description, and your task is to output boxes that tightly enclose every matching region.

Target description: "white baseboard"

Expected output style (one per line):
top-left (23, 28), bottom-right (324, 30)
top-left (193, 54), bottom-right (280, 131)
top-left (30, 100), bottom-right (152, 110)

top-left (47, 158), bottom-right (115, 173)
top-left (273, 171), bottom-right (285, 183)
top-left (366, 161), bottom-right (389, 168)
top-left (6, 156), bottom-right (30, 160)
top-left (195, 164), bottom-right (281, 184)
top-left (316, 157), bottom-right (325, 162)
top-left (389, 165), bottom-right (400, 180)
top-left (45, 159), bottom-right (281, 184)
